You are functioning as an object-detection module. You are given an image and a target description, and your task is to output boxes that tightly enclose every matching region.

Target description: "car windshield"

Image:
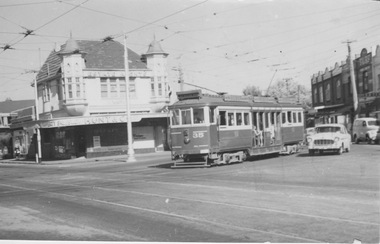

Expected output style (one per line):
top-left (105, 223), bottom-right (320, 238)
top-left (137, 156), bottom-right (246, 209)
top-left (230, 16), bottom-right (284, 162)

top-left (315, 126), bottom-right (341, 133)
top-left (368, 120), bottom-right (380, 126)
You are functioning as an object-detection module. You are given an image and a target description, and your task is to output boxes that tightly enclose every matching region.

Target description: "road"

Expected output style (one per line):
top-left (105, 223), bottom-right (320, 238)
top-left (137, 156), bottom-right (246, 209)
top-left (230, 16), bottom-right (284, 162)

top-left (0, 144), bottom-right (379, 243)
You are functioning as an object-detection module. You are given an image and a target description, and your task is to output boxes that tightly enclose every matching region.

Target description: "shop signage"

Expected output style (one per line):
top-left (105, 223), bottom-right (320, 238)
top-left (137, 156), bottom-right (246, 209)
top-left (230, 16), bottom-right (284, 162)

top-left (358, 54), bottom-right (371, 67)
top-left (39, 115), bottom-right (140, 128)
top-left (84, 70), bottom-right (151, 78)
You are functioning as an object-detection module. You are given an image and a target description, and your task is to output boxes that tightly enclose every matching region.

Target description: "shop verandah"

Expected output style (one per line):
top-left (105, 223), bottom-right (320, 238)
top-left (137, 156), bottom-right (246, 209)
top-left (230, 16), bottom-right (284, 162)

top-left (10, 113), bottom-right (169, 160)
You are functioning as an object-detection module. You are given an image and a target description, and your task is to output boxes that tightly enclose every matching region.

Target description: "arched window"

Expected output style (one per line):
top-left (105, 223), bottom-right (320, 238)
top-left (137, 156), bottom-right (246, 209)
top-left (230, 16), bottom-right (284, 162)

top-left (313, 88), bottom-right (318, 103)
top-left (325, 84), bottom-right (330, 101)
top-left (336, 80), bottom-right (341, 99)
top-left (319, 86), bottom-right (323, 103)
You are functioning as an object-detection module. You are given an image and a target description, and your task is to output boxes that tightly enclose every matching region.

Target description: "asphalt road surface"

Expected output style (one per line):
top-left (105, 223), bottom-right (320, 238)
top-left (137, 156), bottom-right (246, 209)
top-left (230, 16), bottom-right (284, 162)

top-left (0, 144), bottom-right (379, 243)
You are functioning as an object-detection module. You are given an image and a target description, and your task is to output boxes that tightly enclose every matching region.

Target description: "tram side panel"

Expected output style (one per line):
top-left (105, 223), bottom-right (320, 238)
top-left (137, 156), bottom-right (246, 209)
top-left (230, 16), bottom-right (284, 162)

top-left (170, 126), bottom-right (211, 159)
top-left (218, 127), bottom-right (252, 152)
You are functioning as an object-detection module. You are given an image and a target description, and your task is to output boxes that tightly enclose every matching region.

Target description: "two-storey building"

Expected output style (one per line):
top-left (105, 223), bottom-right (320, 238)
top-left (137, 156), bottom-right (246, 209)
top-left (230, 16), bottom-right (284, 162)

top-left (10, 37), bottom-right (172, 160)
top-left (311, 45), bottom-right (380, 131)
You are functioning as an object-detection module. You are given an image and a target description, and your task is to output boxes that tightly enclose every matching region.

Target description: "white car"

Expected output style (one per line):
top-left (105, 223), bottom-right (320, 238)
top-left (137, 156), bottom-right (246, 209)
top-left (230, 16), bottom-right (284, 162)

top-left (307, 124), bottom-right (351, 155)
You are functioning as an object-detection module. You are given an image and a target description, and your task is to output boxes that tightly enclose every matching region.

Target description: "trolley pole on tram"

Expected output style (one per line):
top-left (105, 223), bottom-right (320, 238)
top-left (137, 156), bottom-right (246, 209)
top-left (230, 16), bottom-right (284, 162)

top-left (124, 34), bottom-right (136, 162)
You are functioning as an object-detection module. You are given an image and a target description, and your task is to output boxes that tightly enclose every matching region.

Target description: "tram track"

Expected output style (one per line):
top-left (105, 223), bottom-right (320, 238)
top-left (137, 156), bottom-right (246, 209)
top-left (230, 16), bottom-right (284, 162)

top-left (2, 176), bottom-right (378, 227)
top-left (0, 181), bottom-right (325, 243)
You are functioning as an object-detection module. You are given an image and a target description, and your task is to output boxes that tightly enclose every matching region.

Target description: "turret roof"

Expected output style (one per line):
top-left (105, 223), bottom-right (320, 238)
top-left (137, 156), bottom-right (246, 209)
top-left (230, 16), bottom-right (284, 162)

top-left (145, 39), bottom-right (167, 55)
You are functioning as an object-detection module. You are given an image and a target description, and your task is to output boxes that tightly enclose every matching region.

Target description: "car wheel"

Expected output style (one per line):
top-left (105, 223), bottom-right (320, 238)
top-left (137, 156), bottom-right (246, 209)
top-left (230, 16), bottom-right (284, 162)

top-left (366, 135), bottom-right (372, 144)
top-left (354, 135), bottom-right (360, 144)
top-left (308, 149), bottom-right (314, 156)
top-left (345, 143), bottom-right (350, 153)
top-left (337, 146), bottom-right (343, 155)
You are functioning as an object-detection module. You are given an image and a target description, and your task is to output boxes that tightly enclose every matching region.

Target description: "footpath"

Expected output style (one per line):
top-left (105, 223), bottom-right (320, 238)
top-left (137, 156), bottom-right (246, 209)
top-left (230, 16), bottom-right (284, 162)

top-left (0, 151), bottom-right (172, 166)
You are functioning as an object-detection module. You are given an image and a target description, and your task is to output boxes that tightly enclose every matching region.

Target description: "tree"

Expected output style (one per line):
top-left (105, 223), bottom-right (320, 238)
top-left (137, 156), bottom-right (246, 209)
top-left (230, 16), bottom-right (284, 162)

top-left (242, 85), bottom-right (262, 96)
top-left (267, 78), bottom-right (312, 108)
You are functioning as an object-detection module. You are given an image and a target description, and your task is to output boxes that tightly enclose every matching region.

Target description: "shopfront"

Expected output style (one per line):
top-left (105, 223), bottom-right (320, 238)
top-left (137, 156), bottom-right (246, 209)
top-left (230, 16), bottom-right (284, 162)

top-left (12, 113), bottom-right (169, 160)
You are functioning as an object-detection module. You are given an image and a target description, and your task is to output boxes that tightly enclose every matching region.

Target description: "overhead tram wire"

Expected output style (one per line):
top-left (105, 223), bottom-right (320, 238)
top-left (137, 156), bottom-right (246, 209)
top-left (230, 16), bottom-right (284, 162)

top-left (110, 0), bottom-right (210, 40)
top-left (185, 6), bottom-right (380, 58)
top-left (0, 0), bottom-right (90, 55)
top-left (0, 0), bottom-right (58, 8)
top-left (58, 0), bottom-right (210, 59)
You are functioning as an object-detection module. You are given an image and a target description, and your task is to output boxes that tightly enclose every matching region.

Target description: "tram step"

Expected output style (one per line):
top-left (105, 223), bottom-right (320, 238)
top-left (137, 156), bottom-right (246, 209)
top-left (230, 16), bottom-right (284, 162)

top-left (171, 162), bottom-right (210, 168)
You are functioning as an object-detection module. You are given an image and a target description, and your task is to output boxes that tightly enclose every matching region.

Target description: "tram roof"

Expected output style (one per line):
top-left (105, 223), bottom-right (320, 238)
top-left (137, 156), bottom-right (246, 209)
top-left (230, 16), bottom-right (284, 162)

top-left (169, 90), bottom-right (303, 109)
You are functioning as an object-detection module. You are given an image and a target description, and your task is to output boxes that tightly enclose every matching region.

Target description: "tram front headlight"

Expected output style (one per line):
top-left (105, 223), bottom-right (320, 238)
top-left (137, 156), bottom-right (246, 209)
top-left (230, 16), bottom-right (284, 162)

top-left (183, 129), bottom-right (190, 144)
top-left (307, 137), bottom-right (312, 143)
top-left (334, 137), bottom-right (340, 143)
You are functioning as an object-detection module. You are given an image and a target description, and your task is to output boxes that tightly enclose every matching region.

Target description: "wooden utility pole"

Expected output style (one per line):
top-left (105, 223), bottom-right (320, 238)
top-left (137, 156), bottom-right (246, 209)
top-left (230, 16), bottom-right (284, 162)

top-left (343, 40), bottom-right (359, 120)
top-left (124, 34), bottom-right (136, 162)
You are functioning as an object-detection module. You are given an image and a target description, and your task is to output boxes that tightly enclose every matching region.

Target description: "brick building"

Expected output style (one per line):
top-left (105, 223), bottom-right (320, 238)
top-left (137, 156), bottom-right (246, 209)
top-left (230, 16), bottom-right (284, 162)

top-left (311, 45), bottom-right (380, 131)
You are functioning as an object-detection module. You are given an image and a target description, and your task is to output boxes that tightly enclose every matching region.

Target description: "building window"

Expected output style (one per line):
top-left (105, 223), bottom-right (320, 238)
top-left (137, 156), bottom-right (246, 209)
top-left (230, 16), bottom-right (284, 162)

top-left (100, 77), bottom-right (134, 98)
top-left (319, 86), bottom-right (323, 103)
top-left (313, 88), bottom-right (318, 104)
top-left (363, 71), bottom-right (369, 92)
top-left (151, 78), bottom-right (155, 96)
top-left (42, 83), bottom-right (51, 102)
top-left (326, 84), bottom-right (330, 101)
top-left (75, 78), bottom-right (81, 98)
top-left (101, 78), bottom-right (108, 98)
top-left (158, 83), bottom-right (162, 96)
top-left (336, 80), bottom-right (341, 99)
top-left (110, 79), bottom-right (117, 97)
top-left (67, 78), bottom-right (73, 99)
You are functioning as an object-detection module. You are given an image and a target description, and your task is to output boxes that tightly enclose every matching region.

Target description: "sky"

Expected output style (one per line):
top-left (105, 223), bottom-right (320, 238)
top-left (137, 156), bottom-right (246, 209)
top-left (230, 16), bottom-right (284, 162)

top-left (0, 0), bottom-right (379, 101)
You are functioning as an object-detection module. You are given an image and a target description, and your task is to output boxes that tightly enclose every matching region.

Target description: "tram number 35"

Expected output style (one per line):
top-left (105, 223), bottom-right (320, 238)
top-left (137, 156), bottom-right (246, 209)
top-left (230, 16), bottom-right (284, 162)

top-left (193, 131), bottom-right (205, 138)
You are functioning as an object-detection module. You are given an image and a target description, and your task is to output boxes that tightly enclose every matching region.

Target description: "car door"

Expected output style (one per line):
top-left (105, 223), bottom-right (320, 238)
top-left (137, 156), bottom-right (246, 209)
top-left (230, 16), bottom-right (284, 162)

top-left (359, 121), bottom-right (366, 139)
top-left (342, 126), bottom-right (350, 146)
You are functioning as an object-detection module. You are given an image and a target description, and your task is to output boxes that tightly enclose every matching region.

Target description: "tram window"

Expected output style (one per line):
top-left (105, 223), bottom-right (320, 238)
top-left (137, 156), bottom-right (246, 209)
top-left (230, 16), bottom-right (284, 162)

top-left (292, 112), bottom-right (297, 123)
top-left (219, 111), bottom-right (226, 126)
top-left (244, 112), bottom-right (250, 125)
top-left (236, 113), bottom-right (243, 126)
top-left (264, 112), bottom-right (269, 128)
top-left (210, 108), bottom-right (215, 123)
top-left (228, 112), bottom-right (235, 126)
top-left (287, 111), bottom-right (292, 123)
top-left (271, 112), bottom-right (275, 125)
top-left (282, 112), bottom-right (286, 124)
top-left (252, 112), bottom-right (258, 127)
top-left (258, 112), bottom-right (264, 130)
top-left (193, 108), bottom-right (204, 124)
top-left (181, 109), bottom-right (191, 125)
top-left (171, 109), bottom-right (180, 126)
top-left (298, 112), bottom-right (302, 123)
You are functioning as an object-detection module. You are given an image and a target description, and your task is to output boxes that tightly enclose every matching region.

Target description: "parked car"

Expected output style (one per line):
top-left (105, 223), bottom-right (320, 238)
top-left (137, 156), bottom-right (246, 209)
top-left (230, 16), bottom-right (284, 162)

top-left (352, 117), bottom-right (380, 144)
top-left (304, 127), bottom-right (315, 145)
top-left (306, 123), bottom-right (351, 155)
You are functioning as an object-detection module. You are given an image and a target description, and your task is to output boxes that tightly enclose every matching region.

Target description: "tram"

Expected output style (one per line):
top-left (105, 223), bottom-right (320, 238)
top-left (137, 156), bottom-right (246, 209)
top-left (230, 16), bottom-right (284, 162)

top-left (168, 90), bottom-right (304, 168)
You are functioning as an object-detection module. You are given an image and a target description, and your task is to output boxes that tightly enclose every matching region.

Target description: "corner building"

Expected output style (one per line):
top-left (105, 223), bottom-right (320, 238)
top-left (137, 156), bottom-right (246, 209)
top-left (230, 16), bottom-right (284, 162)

top-left (11, 38), bottom-right (171, 159)
top-left (311, 45), bottom-right (380, 130)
